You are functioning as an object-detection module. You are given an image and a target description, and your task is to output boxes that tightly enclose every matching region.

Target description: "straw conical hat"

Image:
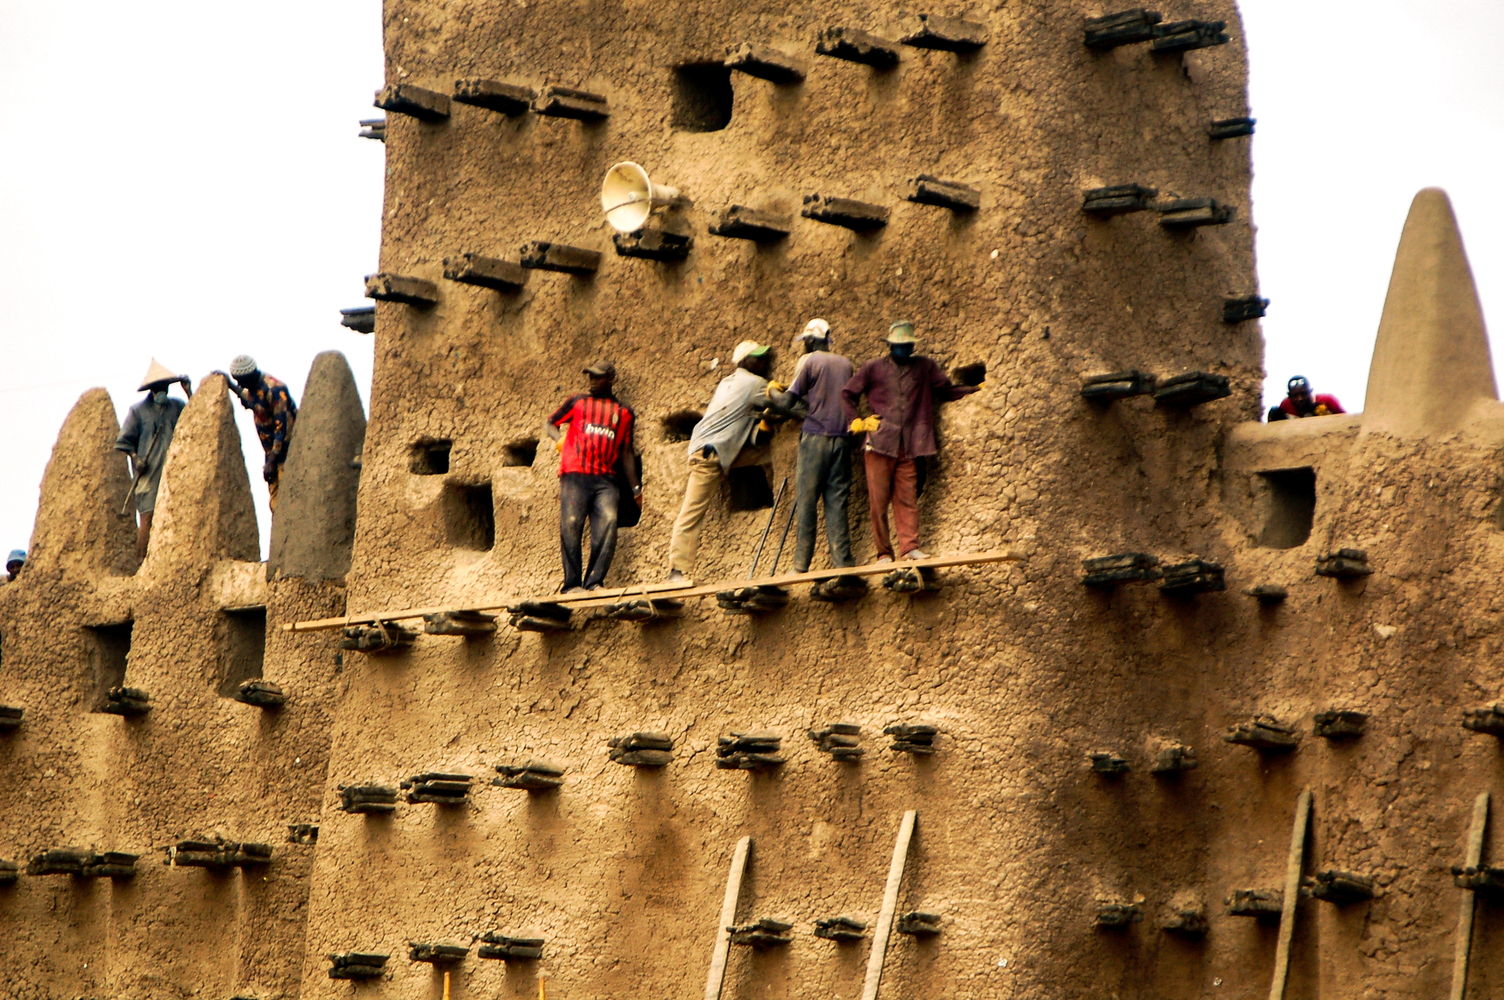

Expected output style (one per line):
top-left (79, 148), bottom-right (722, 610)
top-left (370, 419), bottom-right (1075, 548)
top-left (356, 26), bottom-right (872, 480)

top-left (138, 358), bottom-right (181, 390)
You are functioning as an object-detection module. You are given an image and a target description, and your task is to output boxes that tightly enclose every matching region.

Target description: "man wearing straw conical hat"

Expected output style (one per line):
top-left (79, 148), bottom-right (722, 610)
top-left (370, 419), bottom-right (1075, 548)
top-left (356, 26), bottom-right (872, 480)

top-left (114, 359), bottom-right (193, 559)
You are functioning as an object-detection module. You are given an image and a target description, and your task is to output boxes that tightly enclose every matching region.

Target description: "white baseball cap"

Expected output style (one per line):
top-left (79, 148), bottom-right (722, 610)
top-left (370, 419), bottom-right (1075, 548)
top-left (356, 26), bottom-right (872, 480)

top-left (732, 340), bottom-right (771, 364)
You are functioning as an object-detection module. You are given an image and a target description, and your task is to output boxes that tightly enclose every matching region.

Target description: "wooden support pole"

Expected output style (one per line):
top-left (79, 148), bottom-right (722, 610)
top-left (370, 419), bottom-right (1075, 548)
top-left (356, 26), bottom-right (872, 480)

top-left (1450, 792), bottom-right (1490, 1000)
top-left (861, 810), bottom-right (918, 1000)
top-left (285, 550), bottom-right (1023, 632)
top-left (1268, 787), bottom-right (1312, 1000)
top-left (704, 836), bottom-right (751, 1000)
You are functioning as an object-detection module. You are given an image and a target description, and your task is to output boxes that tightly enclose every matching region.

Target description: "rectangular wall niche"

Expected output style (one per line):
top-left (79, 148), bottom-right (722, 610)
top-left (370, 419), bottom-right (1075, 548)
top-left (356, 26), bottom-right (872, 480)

top-left (1256, 467), bottom-right (1316, 549)
top-left (410, 439), bottom-right (452, 475)
top-left (672, 63), bottom-right (733, 132)
top-left (445, 483), bottom-right (496, 550)
top-left (85, 621), bottom-right (133, 711)
top-left (727, 466), bottom-right (775, 511)
top-left (503, 439), bottom-right (539, 468)
top-left (661, 411), bottom-right (702, 444)
top-left (219, 607), bottom-right (266, 696)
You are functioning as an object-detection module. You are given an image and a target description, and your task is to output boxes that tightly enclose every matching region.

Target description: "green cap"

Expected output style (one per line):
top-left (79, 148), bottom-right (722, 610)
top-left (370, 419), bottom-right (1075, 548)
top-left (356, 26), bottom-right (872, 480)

top-left (885, 320), bottom-right (917, 345)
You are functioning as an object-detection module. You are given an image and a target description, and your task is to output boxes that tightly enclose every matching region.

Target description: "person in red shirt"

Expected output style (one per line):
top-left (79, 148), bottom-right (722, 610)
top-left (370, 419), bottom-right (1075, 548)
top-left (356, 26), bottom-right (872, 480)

top-left (1268, 376), bottom-right (1345, 421)
top-left (546, 361), bottom-right (641, 592)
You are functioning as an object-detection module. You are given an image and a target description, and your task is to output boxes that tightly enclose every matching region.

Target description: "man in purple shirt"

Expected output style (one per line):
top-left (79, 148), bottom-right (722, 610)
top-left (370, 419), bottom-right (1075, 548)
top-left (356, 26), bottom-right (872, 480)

top-left (767, 319), bottom-right (856, 574)
top-left (841, 320), bottom-right (979, 562)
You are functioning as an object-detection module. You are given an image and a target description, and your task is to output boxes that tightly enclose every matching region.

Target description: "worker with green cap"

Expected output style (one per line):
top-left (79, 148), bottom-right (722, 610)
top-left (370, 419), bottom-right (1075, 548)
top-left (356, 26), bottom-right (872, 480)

top-left (114, 359), bottom-right (193, 560)
top-left (667, 339), bottom-right (778, 584)
top-left (842, 320), bottom-right (979, 562)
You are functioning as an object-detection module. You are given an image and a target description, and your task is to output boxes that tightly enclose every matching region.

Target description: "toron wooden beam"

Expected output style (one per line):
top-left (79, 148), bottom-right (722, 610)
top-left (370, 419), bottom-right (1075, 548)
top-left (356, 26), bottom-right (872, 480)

top-left (1450, 793), bottom-right (1490, 1000)
top-left (283, 550), bottom-right (1022, 632)
top-left (1268, 788), bottom-right (1312, 1000)
top-left (704, 836), bottom-right (751, 1000)
top-left (861, 810), bottom-right (917, 1000)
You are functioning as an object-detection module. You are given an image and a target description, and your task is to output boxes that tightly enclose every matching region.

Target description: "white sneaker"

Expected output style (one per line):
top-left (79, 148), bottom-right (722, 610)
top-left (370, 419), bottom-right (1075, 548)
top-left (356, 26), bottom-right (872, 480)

top-left (874, 555), bottom-right (894, 565)
top-left (563, 586), bottom-right (588, 595)
top-left (901, 549), bottom-right (929, 561)
top-left (667, 570), bottom-right (691, 585)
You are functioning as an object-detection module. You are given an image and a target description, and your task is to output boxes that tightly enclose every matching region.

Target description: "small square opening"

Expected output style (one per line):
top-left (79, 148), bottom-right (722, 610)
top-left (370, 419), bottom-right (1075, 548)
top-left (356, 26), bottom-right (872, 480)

top-left (662, 410), bottom-right (702, 444)
top-left (444, 482), bottom-right (495, 550)
top-left (727, 465), bottom-right (775, 511)
top-left (85, 621), bottom-right (133, 712)
top-left (220, 607), bottom-right (266, 696)
top-left (672, 63), bottom-right (734, 132)
top-left (952, 361), bottom-right (987, 387)
top-left (504, 439), bottom-right (539, 468)
top-left (411, 439), bottom-right (452, 475)
top-left (1256, 468), bottom-right (1315, 549)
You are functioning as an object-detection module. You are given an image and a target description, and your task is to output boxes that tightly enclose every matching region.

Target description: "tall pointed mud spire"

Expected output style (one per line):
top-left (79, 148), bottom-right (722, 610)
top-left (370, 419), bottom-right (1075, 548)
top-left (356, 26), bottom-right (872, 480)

top-left (140, 374), bottom-right (259, 575)
top-left (1363, 187), bottom-right (1495, 437)
top-left (28, 388), bottom-right (137, 579)
top-left (268, 351), bottom-right (367, 581)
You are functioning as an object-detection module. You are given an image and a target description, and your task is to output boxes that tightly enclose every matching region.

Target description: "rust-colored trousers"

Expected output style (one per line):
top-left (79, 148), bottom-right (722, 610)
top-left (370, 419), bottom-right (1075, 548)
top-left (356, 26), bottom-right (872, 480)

top-left (863, 451), bottom-right (920, 559)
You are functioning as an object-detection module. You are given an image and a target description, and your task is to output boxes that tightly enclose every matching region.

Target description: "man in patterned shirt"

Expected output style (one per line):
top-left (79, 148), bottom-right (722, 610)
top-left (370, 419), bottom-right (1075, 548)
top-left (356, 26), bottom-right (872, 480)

top-left (224, 355), bottom-right (298, 510)
top-left (546, 360), bottom-right (641, 593)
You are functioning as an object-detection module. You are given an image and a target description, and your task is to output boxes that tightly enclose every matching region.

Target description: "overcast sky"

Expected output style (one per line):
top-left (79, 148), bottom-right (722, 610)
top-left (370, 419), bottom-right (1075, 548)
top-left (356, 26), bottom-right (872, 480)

top-left (1, 1), bottom-right (1499, 559)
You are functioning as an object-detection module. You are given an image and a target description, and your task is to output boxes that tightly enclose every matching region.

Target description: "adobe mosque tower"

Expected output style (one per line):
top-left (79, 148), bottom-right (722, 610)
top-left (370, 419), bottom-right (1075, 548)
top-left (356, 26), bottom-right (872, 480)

top-left (0, 3), bottom-right (1500, 999)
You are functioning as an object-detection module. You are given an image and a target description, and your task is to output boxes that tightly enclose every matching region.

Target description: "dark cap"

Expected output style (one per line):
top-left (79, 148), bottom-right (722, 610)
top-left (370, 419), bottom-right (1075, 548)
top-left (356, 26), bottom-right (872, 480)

top-left (1287, 375), bottom-right (1310, 393)
top-left (583, 360), bottom-right (616, 378)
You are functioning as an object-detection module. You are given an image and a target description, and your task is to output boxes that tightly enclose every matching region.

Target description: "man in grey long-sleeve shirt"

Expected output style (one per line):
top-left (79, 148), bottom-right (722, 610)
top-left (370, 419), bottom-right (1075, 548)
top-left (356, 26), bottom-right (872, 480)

top-left (667, 340), bottom-right (775, 583)
top-left (114, 358), bottom-right (193, 560)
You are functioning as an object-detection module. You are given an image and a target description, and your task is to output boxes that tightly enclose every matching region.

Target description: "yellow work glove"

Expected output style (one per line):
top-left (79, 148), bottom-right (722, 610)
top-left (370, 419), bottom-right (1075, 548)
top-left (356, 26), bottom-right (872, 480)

top-left (757, 418), bottom-right (773, 433)
top-left (1314, 404), bottom-right (1330, 416)
top-left (861, 415), bottom-right (881, 433)
top-left (554, 423), bottom-right (568, 451)
top-left (849, 417), bottom-right (866, 434)
top-left (767, 380), bottom-right (786, 394)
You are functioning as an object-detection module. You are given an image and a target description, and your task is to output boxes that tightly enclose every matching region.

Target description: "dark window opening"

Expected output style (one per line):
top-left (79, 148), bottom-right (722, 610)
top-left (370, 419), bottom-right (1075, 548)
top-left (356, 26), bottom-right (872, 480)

top-left (411, 439), bottom-right (452, 475)
top-left (219, 607), bottom-right (266, 697)
top-left (1256, 468), bottom-right (1315, 549)
top-left (662, 410), bottom-right (702, 444)
top-left (444, 483), bottom-right (495, 550)
top-left (85, 622), bottom-right (132, 712)
top-left (504, 439), bottom-right (539, 468)
top-left (952, 361), bottom-right (987, 387)
top-left (672, 63), bottom-right (734, 132)
top-left (727, 465), bottom-right (775, 511)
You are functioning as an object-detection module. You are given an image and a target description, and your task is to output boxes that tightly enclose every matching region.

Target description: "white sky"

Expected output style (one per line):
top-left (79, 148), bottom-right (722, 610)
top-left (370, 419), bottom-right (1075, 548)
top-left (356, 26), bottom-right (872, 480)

top-left (0, 1), bottom-right (1499, 559)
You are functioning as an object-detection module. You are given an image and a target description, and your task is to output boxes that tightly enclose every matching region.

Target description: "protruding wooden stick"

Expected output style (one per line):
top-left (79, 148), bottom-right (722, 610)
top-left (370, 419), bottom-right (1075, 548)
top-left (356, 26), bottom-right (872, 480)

top-left (861, 810), bottom-right (918, 1000)
top-left (1450, 792), bottom-right (1490, 1000)
top-left (1268, 788), bottom-right (1312, 1000)
top-left (704, 836), bottom-right (751, 1000)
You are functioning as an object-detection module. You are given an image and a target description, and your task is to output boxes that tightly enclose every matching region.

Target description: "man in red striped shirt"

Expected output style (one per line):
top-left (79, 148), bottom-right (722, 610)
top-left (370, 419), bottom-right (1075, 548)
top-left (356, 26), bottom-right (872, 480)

top-left (546, 361), bottom-right (641, 592)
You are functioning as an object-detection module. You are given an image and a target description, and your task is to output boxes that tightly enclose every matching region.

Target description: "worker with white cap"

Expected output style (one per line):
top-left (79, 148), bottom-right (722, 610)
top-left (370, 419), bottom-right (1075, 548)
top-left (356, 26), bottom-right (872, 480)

top-left (667, 339), bottom-right (778, 584)
top-left (842, 320), bottom-right (979, 563)
top-left (219, 355), bottom-right (298, 511)
top-left (765, 318), bottom-right (858, 578)
top-left (114, 359), bottom-right (193, 559)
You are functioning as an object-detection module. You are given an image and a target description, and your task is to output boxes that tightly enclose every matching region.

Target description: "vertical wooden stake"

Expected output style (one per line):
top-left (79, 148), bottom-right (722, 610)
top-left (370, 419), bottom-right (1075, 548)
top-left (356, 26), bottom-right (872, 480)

top-left (1450, 792), bottom-right (1490, 1000)
top-left (1268, 787), bottom-right (1312, 1000)
top-left (704, 835), bottom-right (752, 1000)
top-left (861, 810), bottom-right (918, 1000)
top-left (443, 970), bottom-right (451, 1000)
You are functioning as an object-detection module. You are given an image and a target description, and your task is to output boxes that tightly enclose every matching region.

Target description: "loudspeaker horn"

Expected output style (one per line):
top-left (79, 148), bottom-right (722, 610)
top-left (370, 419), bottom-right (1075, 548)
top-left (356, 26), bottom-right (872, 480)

top-left (601, 161), bottom-right (683, 232)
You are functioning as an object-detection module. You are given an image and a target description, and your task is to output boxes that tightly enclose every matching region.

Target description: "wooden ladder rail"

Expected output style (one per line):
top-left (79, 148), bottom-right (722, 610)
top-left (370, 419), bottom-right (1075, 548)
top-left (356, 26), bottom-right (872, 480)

top-left (704, 835), bottom-right (751, 1000)
top-left (1268, 787), bottom-right (1312, 1000)
top-left (1450, 792), bottom-right (1490, 1000)
top-left (860, 810), bottom-right (918, 1000)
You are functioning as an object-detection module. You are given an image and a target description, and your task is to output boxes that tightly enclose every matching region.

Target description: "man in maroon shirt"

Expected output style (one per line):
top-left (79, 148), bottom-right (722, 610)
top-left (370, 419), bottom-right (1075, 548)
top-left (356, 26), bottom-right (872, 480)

top-left (1268, 376), bottom-right (1345, 421)
top-left (841, 321), bottom-right (979, 562)
top-left (546, 361), bottom-right (641, 592)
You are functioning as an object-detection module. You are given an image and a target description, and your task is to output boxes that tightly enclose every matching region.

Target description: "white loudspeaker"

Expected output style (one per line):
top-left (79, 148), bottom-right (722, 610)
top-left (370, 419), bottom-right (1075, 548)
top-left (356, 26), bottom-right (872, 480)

top-left (600, 161), bottom-right (682, 232)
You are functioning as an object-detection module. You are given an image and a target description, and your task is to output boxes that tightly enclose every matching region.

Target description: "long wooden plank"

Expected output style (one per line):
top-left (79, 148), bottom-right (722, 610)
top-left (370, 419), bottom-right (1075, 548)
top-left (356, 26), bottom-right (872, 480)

top-left (284, 549), bottom-right (1023, 632)
top-left (861, 810), bottom-right (917, 1000)
top-left (1450, 792), bottom-right (1490, 1000)
top-left (704, 836), bottom-right (751, 1000)
top-left (1268, 787), bottom-right (1312, 1000)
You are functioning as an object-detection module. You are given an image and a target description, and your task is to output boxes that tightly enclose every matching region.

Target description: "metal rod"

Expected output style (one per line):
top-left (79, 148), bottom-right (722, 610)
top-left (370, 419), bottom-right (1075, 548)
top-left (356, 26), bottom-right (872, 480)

top-left (861, 810), bottom-right (917, 1000)
top-left (768, 494), bottom-right (798, 574)
top-left (1450, 792), bottom-right (1490, 1000)
top-left (704, 836), bottom-right (751, 1000)
top-left (746, 476), bottom-right (788, 578)
top-left (1268, 787), bottom-right (1312, 1000)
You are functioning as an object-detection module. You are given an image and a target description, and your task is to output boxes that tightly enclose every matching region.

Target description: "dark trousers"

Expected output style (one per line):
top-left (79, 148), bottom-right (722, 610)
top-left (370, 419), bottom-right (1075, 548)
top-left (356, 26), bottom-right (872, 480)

top-left (793, 433), bottom-right (854, 572)
top-left (560, 473), bottom-right (620, 589)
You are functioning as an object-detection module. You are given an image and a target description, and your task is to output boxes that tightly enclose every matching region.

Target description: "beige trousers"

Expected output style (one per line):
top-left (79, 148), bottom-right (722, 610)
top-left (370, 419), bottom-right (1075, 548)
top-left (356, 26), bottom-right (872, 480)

top-left (668, 454), bottom-right (724, 574)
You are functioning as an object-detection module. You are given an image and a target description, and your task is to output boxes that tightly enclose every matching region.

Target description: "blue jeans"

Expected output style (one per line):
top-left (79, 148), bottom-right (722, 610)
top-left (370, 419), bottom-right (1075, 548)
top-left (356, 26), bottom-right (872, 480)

top-left (560, 473), bottom-right (620, 589)
top-left (794, 434), bottom-right (854, 572)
